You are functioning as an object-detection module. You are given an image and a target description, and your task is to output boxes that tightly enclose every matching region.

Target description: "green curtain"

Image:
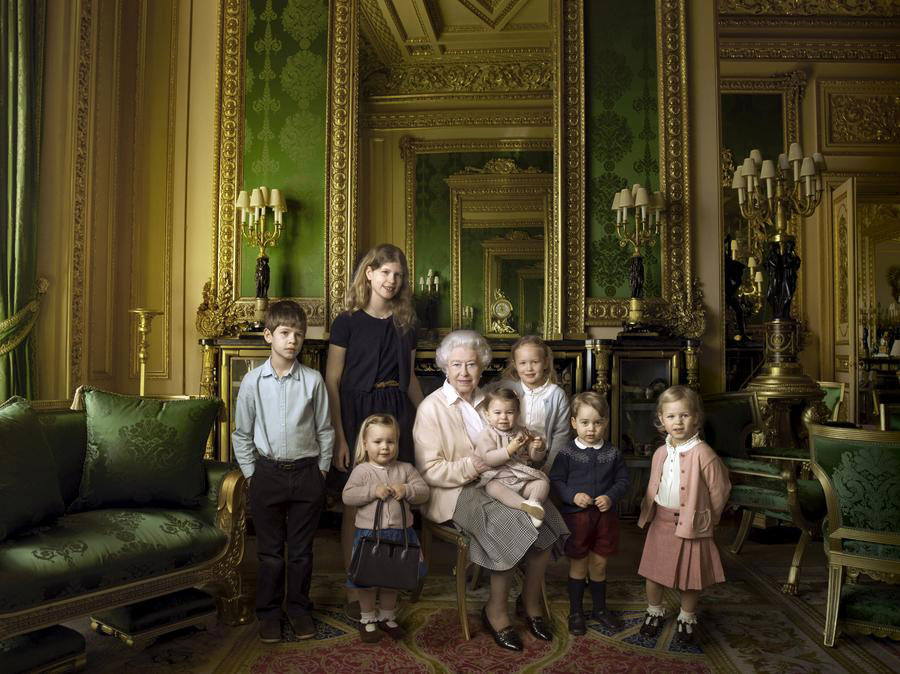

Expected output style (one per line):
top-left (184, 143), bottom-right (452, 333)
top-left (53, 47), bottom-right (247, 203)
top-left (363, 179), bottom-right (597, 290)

top-left (1, 0), bottom-right (45, 399)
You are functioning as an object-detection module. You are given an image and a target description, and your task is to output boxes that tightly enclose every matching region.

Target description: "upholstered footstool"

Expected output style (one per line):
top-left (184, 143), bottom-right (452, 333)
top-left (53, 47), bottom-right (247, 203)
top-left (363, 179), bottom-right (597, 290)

top-left (90, 588), bottom-right (216, 651)
top-left (0, 625), bottom-right (86, 673)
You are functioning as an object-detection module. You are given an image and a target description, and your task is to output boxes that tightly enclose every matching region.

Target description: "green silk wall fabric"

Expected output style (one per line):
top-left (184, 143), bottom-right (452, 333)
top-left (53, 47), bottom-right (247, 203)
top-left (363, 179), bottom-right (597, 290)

top-left (585, 0), bottom-right (659, 300)
top-left (241, 0), bottom-right (329, 299)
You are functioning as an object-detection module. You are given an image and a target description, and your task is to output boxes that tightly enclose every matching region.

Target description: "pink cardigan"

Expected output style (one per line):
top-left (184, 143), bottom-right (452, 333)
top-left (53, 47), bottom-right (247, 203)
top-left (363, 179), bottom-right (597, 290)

top-left (342, 460), bottom-right (429, 529)
top-left (637, 441), bottom-right (731, 539)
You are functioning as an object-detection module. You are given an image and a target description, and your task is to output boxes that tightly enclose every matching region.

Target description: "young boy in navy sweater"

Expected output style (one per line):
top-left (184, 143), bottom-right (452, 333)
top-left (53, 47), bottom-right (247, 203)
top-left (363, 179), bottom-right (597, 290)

top-left (550, 391), bottom-right (629, 636)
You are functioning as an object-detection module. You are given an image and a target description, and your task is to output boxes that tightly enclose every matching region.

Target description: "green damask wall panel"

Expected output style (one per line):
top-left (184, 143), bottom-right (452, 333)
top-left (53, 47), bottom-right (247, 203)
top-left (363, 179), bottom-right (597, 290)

top-left (241, 0), bottom-right (328, 299)
top-left (414, 151), bottom-right (552, 327)
top-left (586, 0), bottom-right (660, 299)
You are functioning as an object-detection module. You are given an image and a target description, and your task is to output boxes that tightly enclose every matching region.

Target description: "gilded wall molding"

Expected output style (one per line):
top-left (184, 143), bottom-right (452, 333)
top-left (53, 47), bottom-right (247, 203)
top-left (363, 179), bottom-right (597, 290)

top-left (720, 40), bottom-right (900, 62)
top-left (324, 0), bottom-right (358, 324)
top-left (399, 136), bottom-right (553, 297)
top-left (820, 79), bottom-right (900, 154)
top-left (361, 109), bottom-right (552, 129)
top-left (718, 0), bottom-right (900, 16)
top-left (361, 59), bottom-right (552, 97)
top-left (70, 0), bottom-right (94, 394)
top-left (563, 0), bottom-right (697, 332)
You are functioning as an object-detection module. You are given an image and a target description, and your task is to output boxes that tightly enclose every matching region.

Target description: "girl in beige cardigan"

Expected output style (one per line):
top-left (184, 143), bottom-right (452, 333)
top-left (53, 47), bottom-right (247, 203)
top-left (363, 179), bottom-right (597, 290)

top-left (342, 414), bottom-right (429, 643)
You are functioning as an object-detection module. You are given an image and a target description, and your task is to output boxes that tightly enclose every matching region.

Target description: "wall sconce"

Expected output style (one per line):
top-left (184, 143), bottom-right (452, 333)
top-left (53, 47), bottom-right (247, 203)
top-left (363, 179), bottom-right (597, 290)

top-left (235, 186), bottom-right (287, 328)
top-left (611, 184), bottom-right (665, 329)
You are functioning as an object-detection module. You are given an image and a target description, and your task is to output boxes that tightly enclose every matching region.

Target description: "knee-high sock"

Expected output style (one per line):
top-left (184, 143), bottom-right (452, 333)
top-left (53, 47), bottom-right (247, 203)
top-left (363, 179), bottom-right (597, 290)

top-left (589, 579), bottom-right (607, 612)
top-left (567, 577), bottom-right (586, 615)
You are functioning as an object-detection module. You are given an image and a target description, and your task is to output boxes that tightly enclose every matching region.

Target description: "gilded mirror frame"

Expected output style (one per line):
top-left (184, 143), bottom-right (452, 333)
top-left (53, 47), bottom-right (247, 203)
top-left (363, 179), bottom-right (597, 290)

top-left (207, 0), bottom-right (355, 331)
top-left (559, 0), bottom-right (697, 335)
top-left (400, 137), bottom-right (555, 337)
top-left (719, 70), bottom-right (806, 325)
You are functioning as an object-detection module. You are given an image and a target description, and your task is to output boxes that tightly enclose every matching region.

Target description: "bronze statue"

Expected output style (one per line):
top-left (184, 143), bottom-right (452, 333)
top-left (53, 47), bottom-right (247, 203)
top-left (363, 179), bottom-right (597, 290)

top-left (764, 242), bottom-right (784, 318)
top-left (781, 240), bottom-right (801, 319)
top-left (629, 255), bottom-right (644, 299)
top-left (255, 255), bottom-right (270, 299)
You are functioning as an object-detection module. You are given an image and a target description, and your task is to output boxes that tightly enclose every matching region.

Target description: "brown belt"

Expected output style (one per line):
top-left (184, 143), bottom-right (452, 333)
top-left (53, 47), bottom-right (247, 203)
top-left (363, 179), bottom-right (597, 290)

top-left (373, 380), bottom-right (400, 389)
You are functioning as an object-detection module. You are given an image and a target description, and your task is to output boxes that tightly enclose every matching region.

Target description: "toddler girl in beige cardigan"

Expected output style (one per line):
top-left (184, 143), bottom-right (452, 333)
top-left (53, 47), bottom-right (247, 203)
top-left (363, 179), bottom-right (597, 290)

top-left (342, 414), bottom-right (429, 643)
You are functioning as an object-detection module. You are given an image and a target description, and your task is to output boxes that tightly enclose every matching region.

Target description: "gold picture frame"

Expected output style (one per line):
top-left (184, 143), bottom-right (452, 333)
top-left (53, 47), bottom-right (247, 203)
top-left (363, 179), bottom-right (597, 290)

top-left (559, 0), bottom-right (697, 333)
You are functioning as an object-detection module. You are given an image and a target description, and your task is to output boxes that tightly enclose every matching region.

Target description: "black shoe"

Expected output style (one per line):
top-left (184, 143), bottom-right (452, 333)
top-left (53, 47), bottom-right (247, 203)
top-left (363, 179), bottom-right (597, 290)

top-left (568, 612), bottom-right (586, 636)
top-left (524, 615), bottom-right (553, 641)
top-left (482, 607), bottom-right (523, 651)
top-left (673, 619), bottom-right (697, 645)
top-left (639, 611), bottom-right (664, 638)
top-left (344, 600), bottom-right (361, 621)
top-left (289, 613), bottom-right (316, 640)
top-left (590, 609), bottom-right (624, 632)
top-left (258, 618), bottom-right (282, 643)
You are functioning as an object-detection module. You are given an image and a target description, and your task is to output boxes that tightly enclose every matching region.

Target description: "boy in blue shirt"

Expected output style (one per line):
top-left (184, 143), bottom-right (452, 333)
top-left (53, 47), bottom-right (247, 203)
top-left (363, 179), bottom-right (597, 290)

top-left (233, 300), bottom-right (335, 643)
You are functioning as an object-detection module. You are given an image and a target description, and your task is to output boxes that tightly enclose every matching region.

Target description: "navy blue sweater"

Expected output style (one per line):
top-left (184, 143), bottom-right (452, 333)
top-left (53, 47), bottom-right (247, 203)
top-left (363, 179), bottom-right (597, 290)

top-left (549, 439), bottom-right (630, 514)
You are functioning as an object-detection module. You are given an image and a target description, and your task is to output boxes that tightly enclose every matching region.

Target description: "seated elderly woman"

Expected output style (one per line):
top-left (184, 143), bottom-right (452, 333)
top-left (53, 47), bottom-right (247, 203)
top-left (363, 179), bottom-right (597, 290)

top-left (413, 330), bottom-right (568, 651)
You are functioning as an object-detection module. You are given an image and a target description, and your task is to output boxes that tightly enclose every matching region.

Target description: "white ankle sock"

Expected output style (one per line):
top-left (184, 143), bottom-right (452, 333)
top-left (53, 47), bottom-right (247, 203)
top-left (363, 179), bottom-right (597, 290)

top-left (379, 608), bottom-right (399, 628)
top-left (677, 609), bottom-right (697, 625)
top-left (360, 610), bottom-right (379, 631)
top-left (646, 604), bottom-right (666, 618)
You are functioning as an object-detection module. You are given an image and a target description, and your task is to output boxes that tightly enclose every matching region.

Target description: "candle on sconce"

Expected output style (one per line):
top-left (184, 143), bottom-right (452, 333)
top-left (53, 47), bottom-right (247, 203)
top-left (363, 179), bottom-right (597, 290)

top-left (433, 276), bottom-right (439, 292)
top-left (419, 276), bottom-right (425, 291)
top-left (748, 256), bottom-right (757, 268)
top-left (755, 271), bottom-right (764, 283)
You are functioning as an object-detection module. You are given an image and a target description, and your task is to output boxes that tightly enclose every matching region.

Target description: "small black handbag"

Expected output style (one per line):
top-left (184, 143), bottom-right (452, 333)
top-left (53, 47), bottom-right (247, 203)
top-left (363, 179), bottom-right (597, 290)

top-left (349, 498), bottom-right (421, 591)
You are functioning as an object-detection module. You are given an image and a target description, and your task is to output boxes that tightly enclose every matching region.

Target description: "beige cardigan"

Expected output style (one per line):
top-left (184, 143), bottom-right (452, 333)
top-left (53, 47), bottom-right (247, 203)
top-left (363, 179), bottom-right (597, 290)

top-left (342, 460), bottom-right (429, 529)
top-left (413, 387), bottom-right (484, 523)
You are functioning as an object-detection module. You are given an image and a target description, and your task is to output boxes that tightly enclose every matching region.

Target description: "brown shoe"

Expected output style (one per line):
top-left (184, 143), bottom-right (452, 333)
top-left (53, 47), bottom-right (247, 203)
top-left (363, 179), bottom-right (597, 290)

top-left (359, 622), bottom-right (384, 643)
top-left (378, 621), bottom-right (406, 640)
top-left (289, 613), bottom-right (316, 640)
top-left (258, 618), bottom-right (281, 643)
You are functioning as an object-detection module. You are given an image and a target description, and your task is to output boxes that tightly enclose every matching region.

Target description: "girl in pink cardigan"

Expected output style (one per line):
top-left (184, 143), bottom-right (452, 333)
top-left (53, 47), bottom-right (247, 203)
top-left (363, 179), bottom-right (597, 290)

top-left (342, 414), bottom-right (429, 643)
top-left (637, 386), bottom-right (731, 645)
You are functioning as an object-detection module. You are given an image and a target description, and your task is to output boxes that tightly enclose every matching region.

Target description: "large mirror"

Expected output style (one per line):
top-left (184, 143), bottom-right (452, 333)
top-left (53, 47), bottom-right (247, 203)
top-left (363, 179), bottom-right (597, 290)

top-left (209, 0), bottom-right (694, 339)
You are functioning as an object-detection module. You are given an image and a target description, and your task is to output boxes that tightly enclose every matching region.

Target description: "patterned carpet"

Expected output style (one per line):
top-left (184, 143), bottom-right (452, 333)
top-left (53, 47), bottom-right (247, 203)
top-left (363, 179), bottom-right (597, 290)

top-left (68, 545), bottom-right (899, 673)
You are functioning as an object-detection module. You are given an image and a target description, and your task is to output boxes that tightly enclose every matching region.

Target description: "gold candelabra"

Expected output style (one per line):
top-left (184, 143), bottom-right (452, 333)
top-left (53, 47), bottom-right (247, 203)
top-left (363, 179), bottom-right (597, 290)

top-left (129, 308), bottom-right (162, 395)
top-left (611, 184), bottom-right (665, 327)
top-left (732, 142), bottom-right (831, 443)
top-left (235, 186), bottom-right (287, 326)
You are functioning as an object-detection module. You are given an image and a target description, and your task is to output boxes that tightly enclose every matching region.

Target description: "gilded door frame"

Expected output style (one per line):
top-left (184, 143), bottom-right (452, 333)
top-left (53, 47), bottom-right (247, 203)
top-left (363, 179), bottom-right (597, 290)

top-left (559, 0), bottom-right (698, 335)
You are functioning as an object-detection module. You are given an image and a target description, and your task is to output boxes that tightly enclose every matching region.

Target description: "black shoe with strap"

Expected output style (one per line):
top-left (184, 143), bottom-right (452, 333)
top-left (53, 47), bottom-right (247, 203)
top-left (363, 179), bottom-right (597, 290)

top-left (673, 618), bottom-right (697, 644)
top-left (639, 611), bottom-right (664, 637)
top-left (590, 608), bottom-right (624, 632)
top-left (481, 607), bottom-right (523, 651)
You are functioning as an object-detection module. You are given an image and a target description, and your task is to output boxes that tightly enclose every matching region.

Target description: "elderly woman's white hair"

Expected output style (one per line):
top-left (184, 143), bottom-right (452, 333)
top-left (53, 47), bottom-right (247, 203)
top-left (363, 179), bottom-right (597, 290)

top-left (435, 330), bottom-right (493, 372)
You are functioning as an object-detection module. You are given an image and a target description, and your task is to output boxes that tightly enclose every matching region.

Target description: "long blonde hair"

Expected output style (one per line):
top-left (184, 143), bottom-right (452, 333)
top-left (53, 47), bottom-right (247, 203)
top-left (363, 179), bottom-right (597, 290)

top-left (353, 414), bottom-right (400, 465)
top-left (501, 335), bottom-right (558, 384)
top-left (344, 244), bottom-right (415, 332)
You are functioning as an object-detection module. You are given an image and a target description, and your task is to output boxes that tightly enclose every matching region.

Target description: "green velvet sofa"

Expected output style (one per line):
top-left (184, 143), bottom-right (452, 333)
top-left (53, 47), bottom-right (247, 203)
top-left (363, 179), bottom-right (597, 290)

top-left (0, 399), bottom-right (250, 642)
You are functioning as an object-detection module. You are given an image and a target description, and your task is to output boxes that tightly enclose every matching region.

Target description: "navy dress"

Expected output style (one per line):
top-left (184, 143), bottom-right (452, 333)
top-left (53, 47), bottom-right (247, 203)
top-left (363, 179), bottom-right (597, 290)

top-left (329, 310), bottom-right (417, 472)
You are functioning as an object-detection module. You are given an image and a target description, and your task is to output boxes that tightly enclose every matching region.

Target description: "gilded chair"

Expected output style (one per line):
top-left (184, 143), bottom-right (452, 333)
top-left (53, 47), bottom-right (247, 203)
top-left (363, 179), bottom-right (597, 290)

top-left (880, 403), bottom-right (900, 431)
top-left (817, 381), bottom-right (846, 422)
top-left (809, 423), bottom-right (900, 647)
top-left (411, 519), bottom-right (551, 640)
top-left (702, 391), bottom-right (827, 594)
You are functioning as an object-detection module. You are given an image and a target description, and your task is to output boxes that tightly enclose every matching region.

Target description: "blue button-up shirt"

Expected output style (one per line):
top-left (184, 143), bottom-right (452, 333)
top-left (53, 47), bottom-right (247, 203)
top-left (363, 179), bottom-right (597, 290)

top-left (232, 358), bottom-right (335, 478)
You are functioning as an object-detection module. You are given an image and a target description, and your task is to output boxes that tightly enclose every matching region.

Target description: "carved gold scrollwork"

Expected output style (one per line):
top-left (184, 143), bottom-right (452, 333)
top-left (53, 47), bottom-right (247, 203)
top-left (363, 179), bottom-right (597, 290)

top-left (196, 272), bottom-right (246, 339)
top-left (830, 94), bottom-right (900, 145)
top-left (719, 0), bottom-right (900, 16)
top-left (362, 60), bottom-right (553, 97)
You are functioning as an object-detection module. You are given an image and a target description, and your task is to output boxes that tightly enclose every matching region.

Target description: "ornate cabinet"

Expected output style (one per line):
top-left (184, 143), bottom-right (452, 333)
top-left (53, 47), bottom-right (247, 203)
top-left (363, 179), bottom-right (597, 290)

top-left (587, 336), bottom-right (700, 515)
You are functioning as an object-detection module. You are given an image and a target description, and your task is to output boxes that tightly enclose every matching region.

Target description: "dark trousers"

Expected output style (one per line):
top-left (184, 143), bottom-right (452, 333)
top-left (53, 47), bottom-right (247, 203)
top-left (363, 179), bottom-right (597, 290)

top-left (250, 456), bottom-right (325, 620)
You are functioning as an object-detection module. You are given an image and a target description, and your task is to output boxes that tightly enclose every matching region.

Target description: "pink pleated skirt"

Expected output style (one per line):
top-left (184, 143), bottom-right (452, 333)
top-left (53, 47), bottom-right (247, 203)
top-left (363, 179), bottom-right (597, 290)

top-left (638, 505), bottom-right (725, 591)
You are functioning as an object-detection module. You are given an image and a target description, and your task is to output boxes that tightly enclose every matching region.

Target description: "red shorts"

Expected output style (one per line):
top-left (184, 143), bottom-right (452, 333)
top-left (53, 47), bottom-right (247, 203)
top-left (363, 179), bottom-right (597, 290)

top-left (562, 509), bottom-right (620, 558)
